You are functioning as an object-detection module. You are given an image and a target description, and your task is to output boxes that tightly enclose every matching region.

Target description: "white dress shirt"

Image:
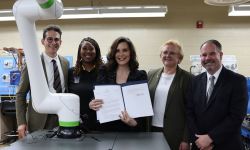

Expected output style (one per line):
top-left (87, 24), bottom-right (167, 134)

top-left (206, 65), bottom-right (222, 92)
top-left (43, 52), bottom-right (65, 93)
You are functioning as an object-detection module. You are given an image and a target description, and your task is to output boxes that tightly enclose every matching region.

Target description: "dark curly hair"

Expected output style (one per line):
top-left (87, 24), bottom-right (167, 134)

top-left (73, 37), bottom-right (103, 76)
top-left (106, 36), bottom-right (139, 72)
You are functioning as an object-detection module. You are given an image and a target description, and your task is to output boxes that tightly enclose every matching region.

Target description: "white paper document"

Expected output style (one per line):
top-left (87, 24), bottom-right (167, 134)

top-left (94, 81), bottom-right (154, 123)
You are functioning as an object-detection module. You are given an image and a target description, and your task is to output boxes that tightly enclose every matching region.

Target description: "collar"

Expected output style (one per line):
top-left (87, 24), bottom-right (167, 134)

top-left (43, 52), bottom-right (59, 63)
top-left (206, 65), bottom-right (222, 81)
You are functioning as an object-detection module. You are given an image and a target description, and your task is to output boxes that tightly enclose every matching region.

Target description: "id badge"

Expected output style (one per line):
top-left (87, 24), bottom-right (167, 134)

top-left (74, 76), bottom-right (80, 83)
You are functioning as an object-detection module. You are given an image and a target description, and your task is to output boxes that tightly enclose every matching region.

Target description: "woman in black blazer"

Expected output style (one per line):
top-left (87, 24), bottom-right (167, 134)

top-left (68, 37), bottom-right (103, 131)
top-left (89, 36), bottom-right (147, 132)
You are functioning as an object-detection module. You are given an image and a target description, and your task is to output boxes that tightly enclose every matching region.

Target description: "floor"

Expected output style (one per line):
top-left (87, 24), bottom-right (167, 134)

top-left (0, 144), bottom-right (9, 149)
top-left (0, 137), bottom-right (17, 149)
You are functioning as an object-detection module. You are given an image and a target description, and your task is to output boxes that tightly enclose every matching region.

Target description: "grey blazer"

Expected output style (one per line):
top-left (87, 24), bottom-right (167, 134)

top-left (15, 54), bottom-right (69, 132)
top-left (148, 66), bottom-right (192, 150)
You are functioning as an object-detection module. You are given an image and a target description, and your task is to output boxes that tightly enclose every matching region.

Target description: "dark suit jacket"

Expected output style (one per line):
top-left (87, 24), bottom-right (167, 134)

top-left (148, 66), bottom-right (192, 150)
top-left (16, 54), bottom-right (69, 132)
top-left (186, 66), bottom-right (248, 150)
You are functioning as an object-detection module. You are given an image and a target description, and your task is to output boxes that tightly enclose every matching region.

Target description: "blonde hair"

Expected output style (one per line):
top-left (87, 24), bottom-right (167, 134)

top-left (161, 40), bottom-right (184, 62)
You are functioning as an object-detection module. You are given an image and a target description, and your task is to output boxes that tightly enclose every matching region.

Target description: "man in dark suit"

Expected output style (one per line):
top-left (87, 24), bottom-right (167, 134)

top-left (148, 40), bottom-right (192, 150)
top-left (16, 25), bottom-right (69, 139)
top-left (187, 39), bottom-right (248, 150)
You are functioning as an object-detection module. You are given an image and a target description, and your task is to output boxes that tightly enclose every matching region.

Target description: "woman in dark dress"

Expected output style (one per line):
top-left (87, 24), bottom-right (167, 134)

top-left (68, 37), bottom-right (103, 131)
top-left (89, 36), bottom-right (147, 132)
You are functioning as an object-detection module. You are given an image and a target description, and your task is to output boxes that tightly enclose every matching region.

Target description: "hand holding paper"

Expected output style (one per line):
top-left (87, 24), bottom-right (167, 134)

top-left (119, 111), bottom-right (137, 127)
top-left (94, 81), bottom-right (154, 124)
top-left (89, 99), bottom-right (103, 111)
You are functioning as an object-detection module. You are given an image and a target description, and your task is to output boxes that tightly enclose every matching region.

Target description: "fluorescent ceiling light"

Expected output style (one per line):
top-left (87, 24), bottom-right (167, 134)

top-left (60, 6), bottom-right (167, 19)
top-left (228, 3), bottom-right (250, 16)
top-left (0, 5), bottom-right (167, 21)
top-left (0, 9), bottom-right (14, 21)
top-left (0, 16), bottom-right (15, 21)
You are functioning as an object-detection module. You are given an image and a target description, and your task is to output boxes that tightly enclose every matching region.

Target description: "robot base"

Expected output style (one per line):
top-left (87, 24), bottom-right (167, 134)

top-left (56, 126), bottom-right (82, 139)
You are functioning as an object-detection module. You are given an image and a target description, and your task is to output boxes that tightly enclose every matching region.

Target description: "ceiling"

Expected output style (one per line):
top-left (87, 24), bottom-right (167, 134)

top-left (0, 0), bottom-right (227, 13)
top-left (1, 0), bottom-right (249, 24)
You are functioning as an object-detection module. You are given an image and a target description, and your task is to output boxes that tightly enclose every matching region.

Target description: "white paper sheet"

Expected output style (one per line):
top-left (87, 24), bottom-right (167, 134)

top-left (94, 82), bottom-right (154, 124)
top-left (94, 85), bottom-right (125, 123)
top-left (122, 82), bottom-right (154, 118)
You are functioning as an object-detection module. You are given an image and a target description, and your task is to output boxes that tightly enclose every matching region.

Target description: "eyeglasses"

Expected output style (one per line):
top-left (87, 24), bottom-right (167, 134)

top-left (162, 51), bottom-right (178, 56)
top-left (45, 37), bottom-right (61, 43)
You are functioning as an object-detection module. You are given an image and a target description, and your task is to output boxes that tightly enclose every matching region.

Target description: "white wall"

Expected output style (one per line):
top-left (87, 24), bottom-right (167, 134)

top-left (0, 0), bottom-right (250, 76)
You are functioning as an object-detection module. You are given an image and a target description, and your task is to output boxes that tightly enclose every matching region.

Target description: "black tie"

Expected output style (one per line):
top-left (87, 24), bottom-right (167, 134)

top-left (52, 59), bottom-right (62, 93)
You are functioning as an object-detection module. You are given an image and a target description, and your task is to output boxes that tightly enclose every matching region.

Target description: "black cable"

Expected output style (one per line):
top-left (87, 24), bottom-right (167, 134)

top-left (46, 130), bottom-right (57, 138)
top-left (109, 133), bottom-right (118, 150)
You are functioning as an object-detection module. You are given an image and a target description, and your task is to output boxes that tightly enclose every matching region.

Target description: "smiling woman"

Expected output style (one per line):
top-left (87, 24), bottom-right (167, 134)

top-left (147, 40), bottom-right (192, 150)
top-left (89, 36), bottom-right (148, 132)
top-left (68, 37), bottom-right (103, 132)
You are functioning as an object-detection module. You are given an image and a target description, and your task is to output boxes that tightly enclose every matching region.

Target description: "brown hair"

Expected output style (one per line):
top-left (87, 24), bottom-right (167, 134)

top-left (106, 36), bottom-right (139, 72)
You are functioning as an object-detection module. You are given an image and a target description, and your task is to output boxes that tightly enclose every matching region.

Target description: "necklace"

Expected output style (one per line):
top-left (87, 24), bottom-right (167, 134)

top-left (82, 64), bottom-right (95, 72)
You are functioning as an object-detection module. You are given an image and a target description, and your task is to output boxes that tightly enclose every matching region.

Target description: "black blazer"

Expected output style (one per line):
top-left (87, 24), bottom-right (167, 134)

top-left (96, 65), bottom-right (147, 85)
top-left (95, 65), bottom-right (148, 132)
top-left (186, 66), bottom-right (248, 150)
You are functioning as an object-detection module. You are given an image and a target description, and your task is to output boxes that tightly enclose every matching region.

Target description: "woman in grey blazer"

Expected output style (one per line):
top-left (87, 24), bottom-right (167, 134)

top-left (148, 40), bottom-right (192, 150)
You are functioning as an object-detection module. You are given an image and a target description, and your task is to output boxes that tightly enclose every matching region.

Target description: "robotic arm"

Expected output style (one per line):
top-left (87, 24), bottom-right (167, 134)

top-left (13, 0), bottom-right (81, 138)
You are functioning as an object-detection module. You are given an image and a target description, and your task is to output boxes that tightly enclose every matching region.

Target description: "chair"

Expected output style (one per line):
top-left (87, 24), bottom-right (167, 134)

top-left (0, 96), bottom-right (18, 144)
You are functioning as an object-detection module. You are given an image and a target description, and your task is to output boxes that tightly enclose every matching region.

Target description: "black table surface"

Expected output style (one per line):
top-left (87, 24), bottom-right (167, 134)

top-left (3, 130), bottom-right (170, 150)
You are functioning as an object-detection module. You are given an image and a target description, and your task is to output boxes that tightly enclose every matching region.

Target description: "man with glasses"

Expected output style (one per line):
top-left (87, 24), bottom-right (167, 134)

top-left (16, 25), bottom-right (69, 139)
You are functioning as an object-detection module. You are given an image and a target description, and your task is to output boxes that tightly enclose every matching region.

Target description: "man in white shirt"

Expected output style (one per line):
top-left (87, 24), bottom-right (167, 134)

top-left (187, 39), bottom-right (248, 150)
top-left (16, 25), bottom-right (69, 139)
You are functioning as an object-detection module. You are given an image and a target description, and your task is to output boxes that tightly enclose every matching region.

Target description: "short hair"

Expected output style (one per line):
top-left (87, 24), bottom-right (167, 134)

top-left (200, 39), bottom-right (222, 51)
top-left (42, 24), bottom-right (62, 39)
top-left (161, 40), bottom-right (184, 62)
top-left (73, 37), bottom-right (103, 76)
top-left (106, 36), bottom-right (139, 72)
